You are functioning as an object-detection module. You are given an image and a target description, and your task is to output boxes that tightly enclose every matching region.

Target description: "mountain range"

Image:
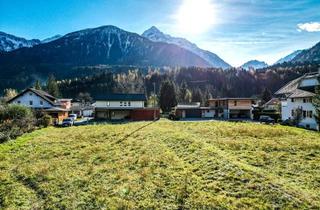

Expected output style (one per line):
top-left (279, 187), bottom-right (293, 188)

top-left (292, 42), bottom-right (320, 63)
top-left (0, 25), bottom-right (212, 68)
top-left (275, 50), bottom-right (303, 64)
top-left (142, 26), bottom-right (231, 69)
top-left (241, 60), bottom-right (268, 70)
top-left (0, 31), bottom-right (41, 52)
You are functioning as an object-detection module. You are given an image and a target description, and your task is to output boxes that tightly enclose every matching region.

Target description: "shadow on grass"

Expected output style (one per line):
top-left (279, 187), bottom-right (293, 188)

top-left (117, 120), bottom-right (156, 143)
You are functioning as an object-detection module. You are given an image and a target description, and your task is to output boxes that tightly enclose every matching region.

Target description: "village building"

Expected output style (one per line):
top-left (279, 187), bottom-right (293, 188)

top-left (275, 72), bottom-right (319, 130)
top-left (94, 93), bottom-right (159, 121)
top-left (208, 98), bottom-right (254, 119)
top-left (70, 100), bottom-right (95, 117)
top-left (263, 98), bottom-right (280, 111)
top-left (7, 88), bottom-right (70, 121)
top-left (174, 102), bottom-right (215, 119)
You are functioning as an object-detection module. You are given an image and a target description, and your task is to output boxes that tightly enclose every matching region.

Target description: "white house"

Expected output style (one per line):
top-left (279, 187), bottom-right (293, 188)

top-left (7, 88), bottom-right (69, 121)
top-left (275, 72), bottom-right (319, 130)
top-left (94, 93), bottom-right (158, 121)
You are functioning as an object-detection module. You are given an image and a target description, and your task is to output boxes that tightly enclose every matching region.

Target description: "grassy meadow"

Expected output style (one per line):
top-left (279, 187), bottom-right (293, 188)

top-left (0, 120), bottom-right (320, 209)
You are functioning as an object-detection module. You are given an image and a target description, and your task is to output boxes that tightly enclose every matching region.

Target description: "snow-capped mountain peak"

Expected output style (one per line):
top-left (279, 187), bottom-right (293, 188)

top-left (142, 26), bottom-right (231, 69)
top-left (0, 31), bottom-right (40, 52)
top-left (241, 60), bottom-right (268, 70)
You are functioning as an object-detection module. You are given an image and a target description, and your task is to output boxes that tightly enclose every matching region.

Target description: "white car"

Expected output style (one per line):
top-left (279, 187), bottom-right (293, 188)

top-left (69, 114), bottom-right (77, 121)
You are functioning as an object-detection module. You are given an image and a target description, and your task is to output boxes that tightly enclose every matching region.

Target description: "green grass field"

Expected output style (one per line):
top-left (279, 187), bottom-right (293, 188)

top-left (1, 120), bottom-right (320, 209)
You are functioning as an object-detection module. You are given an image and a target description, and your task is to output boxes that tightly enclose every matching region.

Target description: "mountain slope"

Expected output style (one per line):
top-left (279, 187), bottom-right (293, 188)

top-left (41, 35), bottom-right (62, 43)
top-left (275, 50), bottom-right (302, 64)
top-left (142, 26), bottom-right (231, 69)
top-left (241, 60), bottom-right (268, 70)
top-left (0, 25), bottom-right (210, 68)
top-left (0, 31), bottom-right (40, 52)
top-left (292, 42), bottom-right (320, 63)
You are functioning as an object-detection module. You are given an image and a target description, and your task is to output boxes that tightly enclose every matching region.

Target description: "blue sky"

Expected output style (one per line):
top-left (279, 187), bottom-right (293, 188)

top-left (1, 0), bottom-right (320, 66)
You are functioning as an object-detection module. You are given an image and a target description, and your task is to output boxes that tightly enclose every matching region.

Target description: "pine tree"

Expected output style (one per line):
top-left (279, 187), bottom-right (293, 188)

top-left (192, 88), bottom-right (202, 103)
top-left (261, 88), bottom-right (272, 104)
top-left (159, 80), bottom-right (177, 112)
top-left (179, 80), bottom-right (188, 102)
top-left (34, 80), bottom-right (42, 90)
top-left (46, 75), bottom-right (60, 97)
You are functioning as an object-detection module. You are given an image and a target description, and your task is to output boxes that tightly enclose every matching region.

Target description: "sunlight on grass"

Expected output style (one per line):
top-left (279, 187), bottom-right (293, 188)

top-left (0, 120), bottom-right (319, 209)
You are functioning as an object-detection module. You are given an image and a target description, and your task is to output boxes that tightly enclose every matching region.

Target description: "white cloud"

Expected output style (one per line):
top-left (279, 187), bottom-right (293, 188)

top-left (297, 22), bottom-right (320, 32)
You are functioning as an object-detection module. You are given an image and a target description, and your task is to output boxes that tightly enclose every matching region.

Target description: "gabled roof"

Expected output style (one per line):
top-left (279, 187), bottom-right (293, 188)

top-left (288, 89), bottom-right (315, 98)
top-left (95, 93), bottom-right (147, 101)
top-left (263, 98), bottom-right (280, 107)
top-left (274, 76), bottom-right (303, 96)
top-left (7, 88), bottom-right (57, 105)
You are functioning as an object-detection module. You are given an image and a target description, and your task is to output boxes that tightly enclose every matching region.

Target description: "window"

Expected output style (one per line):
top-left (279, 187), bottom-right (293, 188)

top-left (234, 101), bottom-right (237, 106)
top-left (29, 93), bottom-right (32, 96)
top-left (303, 98), bottom-right (306, 103)
top-left (307, 111), bottom-right (313, 118)
top-left (124, 102), bottom-right (127, 106)
top-left (291, 109), bottom-right (294, 117)
top-left (40, 101), bottom-right (43, 105)
top-left (120, 101), bottom-right (123, 106)
top-left (29, 101), bottom-right (33, 106)
top-left (291, 98), bottom-right (294, 102)
top-left (215, 102), bottom-right (218, 107)
top-left (303, 110), bottom-right (307, 118)
top-left (128, 102), bottom-right (131, 106)
top-left (17, 101), bottom-right (21, 104)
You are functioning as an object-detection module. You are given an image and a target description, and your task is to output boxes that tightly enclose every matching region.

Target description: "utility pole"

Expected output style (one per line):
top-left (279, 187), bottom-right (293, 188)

top-left (153, 82), bottom-right (156, 121)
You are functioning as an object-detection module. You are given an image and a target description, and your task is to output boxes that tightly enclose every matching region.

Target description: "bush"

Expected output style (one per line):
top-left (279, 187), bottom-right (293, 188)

top-left (0, 105), bottom-right (36, 143)
top-left (34, 110), bottom-right (52, 128)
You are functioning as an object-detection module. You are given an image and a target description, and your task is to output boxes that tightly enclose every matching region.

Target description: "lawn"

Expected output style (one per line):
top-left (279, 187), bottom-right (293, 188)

top-left (0, 120), bottom-right (320, 209)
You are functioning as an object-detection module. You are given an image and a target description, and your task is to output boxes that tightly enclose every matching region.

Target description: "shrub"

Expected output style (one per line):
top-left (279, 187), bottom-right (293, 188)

top-left (0, 105), bottom-right (36, 143)
top-left (34, 110), bottom-right (52, 128)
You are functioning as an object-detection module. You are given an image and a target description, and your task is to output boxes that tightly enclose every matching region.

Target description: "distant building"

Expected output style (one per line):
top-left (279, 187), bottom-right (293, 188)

top-left (208, 98), bottom-right (254, 119)
top-left (174, 102), bottom-right (215, 119)
top-left (263, 98), bottom-right (280, 111)
top-left (275, 72), bottom-right (319, 130)
top-left (7, 88), bottom-right (69, 122)
top-left (94, 93), bottom-right (159, 121)
top-left (71, 100), bottom-right (95, 117)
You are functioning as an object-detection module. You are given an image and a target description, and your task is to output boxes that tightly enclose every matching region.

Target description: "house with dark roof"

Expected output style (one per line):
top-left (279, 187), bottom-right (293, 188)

top-left (275, 72), bottom-right (319, 130)
top-left (94, 93), bottom-right (159, 121)
top-left (174, 102), bottom-right (215, 119)
top-left (7, 88), bottom-right (70, 122)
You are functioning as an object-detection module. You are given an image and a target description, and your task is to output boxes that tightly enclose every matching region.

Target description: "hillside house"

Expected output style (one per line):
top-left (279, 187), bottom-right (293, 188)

top-left (208, 98), bottom-right (254, 119)
top-left (275, 72), bottom-right (319, 130)
top-left (95, 93), bottom-right (159, 121)
top-left (174, 102), bottom-right (215, 119)
top-left (7, 88), bottom-right (70, 121)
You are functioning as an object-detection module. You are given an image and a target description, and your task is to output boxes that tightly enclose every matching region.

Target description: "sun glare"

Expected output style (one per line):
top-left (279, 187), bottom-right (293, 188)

top-left (175, 0), bottom-right (215, 36)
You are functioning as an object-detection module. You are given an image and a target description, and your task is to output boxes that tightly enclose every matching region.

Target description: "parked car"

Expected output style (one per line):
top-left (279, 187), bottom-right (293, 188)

top-left (69, 114), bottom-right (77, 121)
top-left (259, 115), bottom-right (275, 124)
top-left (62, 118), bottom-right (74, 127)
